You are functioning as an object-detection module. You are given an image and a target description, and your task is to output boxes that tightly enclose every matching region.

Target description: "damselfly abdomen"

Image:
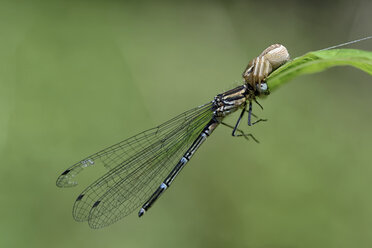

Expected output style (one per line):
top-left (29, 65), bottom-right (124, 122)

top-left (56, 44), bottom-right (290, 228)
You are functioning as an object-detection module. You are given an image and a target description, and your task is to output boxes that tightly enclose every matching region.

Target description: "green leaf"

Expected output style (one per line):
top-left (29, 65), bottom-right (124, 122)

top-left (266, 49), bottom-right (372, 92)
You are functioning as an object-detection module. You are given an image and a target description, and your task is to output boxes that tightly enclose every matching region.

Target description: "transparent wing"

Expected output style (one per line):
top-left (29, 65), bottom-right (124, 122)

top-left (56, 102), bottom-right (214, 228)
top-left (86, 107), bottom-right (213, 228)
top-left (56, 102), bottom-right (213, 188)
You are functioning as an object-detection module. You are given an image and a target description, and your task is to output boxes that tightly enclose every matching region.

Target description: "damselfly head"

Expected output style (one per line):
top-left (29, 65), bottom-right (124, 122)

top-left (246, 81), bottom-right (270, 98)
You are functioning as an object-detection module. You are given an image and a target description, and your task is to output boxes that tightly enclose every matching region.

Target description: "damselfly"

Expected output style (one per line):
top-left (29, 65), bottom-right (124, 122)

top-left (56, 44), bottom-right (290, 228)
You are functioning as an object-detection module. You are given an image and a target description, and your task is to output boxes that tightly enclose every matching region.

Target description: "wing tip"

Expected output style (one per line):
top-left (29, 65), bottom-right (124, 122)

top-left (56, 169), bottom-right (78, 188)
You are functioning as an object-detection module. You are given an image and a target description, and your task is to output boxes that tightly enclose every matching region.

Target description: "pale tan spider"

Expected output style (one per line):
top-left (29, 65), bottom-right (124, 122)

top-left (243, 44), bottom-right (290, 93)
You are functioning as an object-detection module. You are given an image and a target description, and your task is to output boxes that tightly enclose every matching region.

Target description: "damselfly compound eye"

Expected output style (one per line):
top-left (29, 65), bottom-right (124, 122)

top-left (259, 83), bottom-right (268, 92)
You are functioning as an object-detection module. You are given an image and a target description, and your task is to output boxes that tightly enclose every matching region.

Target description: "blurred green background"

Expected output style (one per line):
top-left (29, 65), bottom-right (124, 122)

top-left (1, 0), bottom-right (372, 247)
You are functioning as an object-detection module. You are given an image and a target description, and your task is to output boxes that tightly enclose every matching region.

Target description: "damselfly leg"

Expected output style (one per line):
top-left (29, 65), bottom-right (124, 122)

top-left (220, 122), bottom-right (259, 143)
top-left (247, 100), bottom-right (268, 126)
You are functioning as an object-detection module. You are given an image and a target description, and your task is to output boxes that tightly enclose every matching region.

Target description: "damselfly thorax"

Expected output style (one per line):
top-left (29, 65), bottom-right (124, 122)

top-left (56, 44), bottom-right (290, 228)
